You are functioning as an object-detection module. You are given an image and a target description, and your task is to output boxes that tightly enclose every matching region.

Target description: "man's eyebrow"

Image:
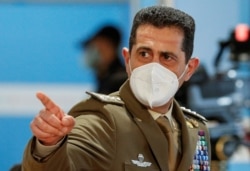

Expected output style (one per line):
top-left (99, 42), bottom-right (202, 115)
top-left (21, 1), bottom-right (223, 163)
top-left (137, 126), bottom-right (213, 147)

top-left (160, 51), bottom-right (178, 59)
top-left (135, 46), bottom-right (152, 52)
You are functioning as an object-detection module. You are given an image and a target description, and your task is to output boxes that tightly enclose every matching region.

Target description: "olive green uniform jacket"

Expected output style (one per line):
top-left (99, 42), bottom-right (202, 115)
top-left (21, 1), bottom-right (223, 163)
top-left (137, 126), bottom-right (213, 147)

top-left (22, 80), bottom-right (211, 171)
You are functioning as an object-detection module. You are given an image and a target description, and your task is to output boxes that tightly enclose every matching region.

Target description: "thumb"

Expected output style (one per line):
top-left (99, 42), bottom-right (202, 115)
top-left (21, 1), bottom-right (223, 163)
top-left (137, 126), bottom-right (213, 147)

top-left (62, 115), bottom-right (75, 127)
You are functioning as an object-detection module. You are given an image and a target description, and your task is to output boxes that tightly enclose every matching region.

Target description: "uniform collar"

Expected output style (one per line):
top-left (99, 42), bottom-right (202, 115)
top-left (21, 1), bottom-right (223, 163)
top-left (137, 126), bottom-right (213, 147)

top-left (148, 102), bottom-right (173, 121)
top-left (148, 102), bottom-right (175, 129)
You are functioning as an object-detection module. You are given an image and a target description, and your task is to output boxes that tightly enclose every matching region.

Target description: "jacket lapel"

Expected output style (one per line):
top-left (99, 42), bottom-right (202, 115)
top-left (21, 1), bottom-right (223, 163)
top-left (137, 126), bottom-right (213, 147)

top-left (120, 81), bottom-right (169, 171)
top-left (173, 102), bottom-right (198, 171)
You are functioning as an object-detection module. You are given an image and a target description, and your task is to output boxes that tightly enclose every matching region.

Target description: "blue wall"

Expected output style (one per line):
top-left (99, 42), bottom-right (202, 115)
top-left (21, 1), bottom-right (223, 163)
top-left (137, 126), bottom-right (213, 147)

top-left (0, 3), bottom-right (129, 83)
top-left (0, 116), bottom-right (32, 170)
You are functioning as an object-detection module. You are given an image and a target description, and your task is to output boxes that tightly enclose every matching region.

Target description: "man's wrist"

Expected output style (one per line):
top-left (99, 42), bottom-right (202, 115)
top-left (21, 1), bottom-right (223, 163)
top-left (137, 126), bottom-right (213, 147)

top-left (32, 137), bottom-right (66, 161)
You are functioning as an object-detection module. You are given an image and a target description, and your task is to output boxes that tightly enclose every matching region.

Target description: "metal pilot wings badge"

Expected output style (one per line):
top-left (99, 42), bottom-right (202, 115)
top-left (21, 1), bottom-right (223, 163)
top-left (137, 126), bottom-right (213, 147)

top-left (131, 154), bottom-right (152, 167)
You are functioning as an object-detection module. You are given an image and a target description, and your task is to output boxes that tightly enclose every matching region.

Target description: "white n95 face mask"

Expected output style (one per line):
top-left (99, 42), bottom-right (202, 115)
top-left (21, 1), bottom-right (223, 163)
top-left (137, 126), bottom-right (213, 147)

top-left (129, 62), bottom-right (187, 108)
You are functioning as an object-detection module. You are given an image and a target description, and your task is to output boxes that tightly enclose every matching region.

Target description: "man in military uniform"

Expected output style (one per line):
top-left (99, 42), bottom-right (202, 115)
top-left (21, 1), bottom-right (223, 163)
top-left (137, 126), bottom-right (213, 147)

top-left (22, 6), bottom-right (211, 171)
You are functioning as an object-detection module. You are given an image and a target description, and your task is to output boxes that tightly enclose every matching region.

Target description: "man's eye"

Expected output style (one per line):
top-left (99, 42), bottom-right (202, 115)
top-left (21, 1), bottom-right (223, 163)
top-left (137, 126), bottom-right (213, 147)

top-left (162, 54), bottom-right (171, 60)
top-left (139, 51), bottom-right (149, 58)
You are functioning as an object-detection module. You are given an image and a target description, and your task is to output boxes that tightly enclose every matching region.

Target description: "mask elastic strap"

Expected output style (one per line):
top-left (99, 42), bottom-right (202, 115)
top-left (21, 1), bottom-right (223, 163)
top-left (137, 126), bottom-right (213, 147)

top-left (178, 65), bottom-right (189, 80)
top-left (128, 59), bottom-right (133, 73)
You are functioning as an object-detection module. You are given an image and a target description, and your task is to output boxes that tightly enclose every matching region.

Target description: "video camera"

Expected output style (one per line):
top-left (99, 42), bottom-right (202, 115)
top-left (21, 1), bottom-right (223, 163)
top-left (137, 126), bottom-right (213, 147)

top-left (215, 23), bottom-right (250, 68)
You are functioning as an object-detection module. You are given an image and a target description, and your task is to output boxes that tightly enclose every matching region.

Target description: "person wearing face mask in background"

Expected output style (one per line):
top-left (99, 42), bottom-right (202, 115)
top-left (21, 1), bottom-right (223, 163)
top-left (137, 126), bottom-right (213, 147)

top-left (81, 25), bottom-right (127, 94)
top-left (22, 6), bottom-right (211, 171)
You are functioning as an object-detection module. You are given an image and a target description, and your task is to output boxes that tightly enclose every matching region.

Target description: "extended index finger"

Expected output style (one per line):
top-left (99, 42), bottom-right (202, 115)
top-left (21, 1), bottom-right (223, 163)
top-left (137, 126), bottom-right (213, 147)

top-left (36, 92), bottom-right (63, 118)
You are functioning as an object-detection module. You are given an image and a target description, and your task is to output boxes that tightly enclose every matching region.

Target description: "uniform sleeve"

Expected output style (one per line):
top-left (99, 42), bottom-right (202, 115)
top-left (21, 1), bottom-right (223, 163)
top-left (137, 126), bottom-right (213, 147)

top-left (22, 111), bottom-right (116, 171)
top-left (66, 113), bottom-right (116, 170)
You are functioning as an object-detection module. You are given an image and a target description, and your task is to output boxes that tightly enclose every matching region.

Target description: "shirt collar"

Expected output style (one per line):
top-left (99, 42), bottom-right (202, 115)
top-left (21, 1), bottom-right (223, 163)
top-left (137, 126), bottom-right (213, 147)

top-left (148, 102), bottom-right (173, 121)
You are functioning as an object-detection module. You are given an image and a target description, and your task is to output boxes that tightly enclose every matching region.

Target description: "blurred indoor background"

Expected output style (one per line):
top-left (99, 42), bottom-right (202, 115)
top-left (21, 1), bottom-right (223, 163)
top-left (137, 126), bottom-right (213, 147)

top-left (0, 0), bottom-right (249, 170)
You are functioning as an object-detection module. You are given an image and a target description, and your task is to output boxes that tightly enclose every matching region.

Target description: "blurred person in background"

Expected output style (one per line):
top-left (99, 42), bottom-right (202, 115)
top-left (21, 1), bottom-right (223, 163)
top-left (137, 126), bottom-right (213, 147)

top-left (80, 25), bottom-right (127, 94)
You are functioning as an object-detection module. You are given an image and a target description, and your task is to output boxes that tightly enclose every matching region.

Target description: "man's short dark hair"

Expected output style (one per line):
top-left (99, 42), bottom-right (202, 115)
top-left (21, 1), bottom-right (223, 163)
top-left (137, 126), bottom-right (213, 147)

top-left (129, 6), bottom-right (195, 62)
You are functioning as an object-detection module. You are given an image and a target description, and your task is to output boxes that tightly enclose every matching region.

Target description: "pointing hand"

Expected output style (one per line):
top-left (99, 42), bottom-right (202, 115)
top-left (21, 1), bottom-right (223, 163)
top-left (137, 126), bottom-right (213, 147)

top-left (30, 92), bottom-right (75, 146)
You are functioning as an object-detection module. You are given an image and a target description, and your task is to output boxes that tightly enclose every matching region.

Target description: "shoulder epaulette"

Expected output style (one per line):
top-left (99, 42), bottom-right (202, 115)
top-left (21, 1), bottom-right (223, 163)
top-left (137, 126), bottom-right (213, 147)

top-left (181, 106), bottom-right (208, 123)
top-left (86, 91), bottom-right (124, 105)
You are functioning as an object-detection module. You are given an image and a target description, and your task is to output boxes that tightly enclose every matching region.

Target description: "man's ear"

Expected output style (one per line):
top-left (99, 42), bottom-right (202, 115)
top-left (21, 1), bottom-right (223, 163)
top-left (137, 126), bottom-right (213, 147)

top-left (184, 57), bottom-right (200, 81)
top-left (122, 47), bottom-right (131, 75)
